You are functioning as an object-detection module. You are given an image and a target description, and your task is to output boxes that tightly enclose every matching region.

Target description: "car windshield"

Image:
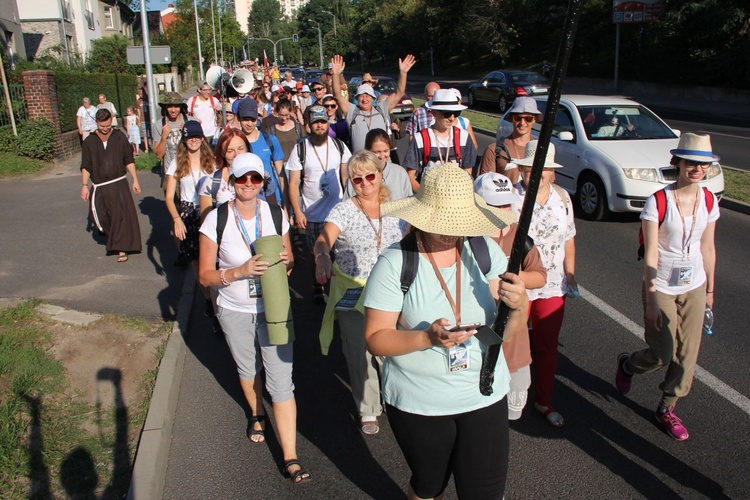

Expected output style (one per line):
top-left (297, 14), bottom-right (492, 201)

top-left (509, 72), bottom-right (549, 86)
top-left (374, 79), bottom-right (397, 93)
top-left (577, 105), bottom-right (678, 140)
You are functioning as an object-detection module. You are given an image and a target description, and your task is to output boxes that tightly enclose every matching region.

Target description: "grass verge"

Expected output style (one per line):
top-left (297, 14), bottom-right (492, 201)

top-left (0, 301), bottom-right (170, 499)
top-left (0, 152), bottom-right (47, 178)
top-left (722, 168), bottom-right (750, 204)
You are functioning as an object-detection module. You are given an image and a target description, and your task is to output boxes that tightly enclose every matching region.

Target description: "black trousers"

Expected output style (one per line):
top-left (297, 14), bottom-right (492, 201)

top-left (386, 398), bottom-right (509, 499)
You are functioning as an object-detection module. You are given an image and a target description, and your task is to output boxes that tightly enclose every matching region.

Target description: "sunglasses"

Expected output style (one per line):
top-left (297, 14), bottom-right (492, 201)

top-left (442, 111), bottom-right (461, 118)
top-left (512, 115), bottom-right (535, 123)
top-left (312, 87), bottom-right (324, 92)
top-left (351, 173), bottom-right (377, 185)
top-left (323, 104), bottom-right (338, 109)
top-left (685, 161), bottom-right (710, 170)
top-left (234, 173), bottom-right (264, 185)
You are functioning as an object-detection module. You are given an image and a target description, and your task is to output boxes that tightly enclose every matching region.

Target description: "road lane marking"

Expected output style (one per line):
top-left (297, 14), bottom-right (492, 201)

top-left (698, 130), bottom-right (750, 141)
top-left (578, 284), bottom-right (750, 416)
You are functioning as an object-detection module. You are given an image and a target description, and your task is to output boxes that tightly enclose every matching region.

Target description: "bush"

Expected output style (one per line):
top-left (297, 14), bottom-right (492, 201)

top-left (15, 118), bottom-right (55, 161)
top-left (134, 152), bottom-right (160, 172)
top-left (0, 125), bottom-right (15, 153)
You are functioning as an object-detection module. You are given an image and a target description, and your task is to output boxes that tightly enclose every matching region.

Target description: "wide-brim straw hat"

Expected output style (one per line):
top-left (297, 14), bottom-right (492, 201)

top-left (514, 140), bottom-right (563, 168)
top-left (670, 132), bottom-right (720, 163)
top-left (382, 163), bottom-right (516, 236)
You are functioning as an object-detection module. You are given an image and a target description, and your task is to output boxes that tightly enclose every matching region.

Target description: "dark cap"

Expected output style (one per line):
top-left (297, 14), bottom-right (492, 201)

top-left (236, 98), bottom-right (259, 120)
top-left (181, 120), bottom-right (204, 139)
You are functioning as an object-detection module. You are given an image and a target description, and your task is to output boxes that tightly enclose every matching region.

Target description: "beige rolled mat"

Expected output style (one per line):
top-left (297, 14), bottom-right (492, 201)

top-left (254, 234), bottom-right (295, 345)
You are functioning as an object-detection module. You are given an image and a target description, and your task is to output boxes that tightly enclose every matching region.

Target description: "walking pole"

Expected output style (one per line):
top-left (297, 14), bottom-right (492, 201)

top-left (479, 0), bottom-right (584, 396)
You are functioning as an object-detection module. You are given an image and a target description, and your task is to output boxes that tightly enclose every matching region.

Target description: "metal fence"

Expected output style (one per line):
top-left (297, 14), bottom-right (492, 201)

top-left (0, 84), bottom-right (28, 128)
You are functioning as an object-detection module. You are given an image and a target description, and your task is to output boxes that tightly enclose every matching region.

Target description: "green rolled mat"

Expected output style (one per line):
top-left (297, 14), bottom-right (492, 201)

top-left (254, 234), bottom-right (295, 345)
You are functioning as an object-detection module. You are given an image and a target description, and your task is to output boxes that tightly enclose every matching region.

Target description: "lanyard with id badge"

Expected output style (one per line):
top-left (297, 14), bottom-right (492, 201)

top-left (670, 189), bottom-right (699, 287)
top-left (421, 233), bottom-right (471, 374)
top-left (233, 201), bottom-right (263, 298)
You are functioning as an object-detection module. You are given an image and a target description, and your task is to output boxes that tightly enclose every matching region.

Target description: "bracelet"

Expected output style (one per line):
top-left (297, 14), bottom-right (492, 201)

top-left (706, 290), bottom-right (714, 293)
top-left (220, 269), bottom-right (230, 286)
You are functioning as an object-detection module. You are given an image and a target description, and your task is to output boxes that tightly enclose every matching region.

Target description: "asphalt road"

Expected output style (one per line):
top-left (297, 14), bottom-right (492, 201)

top-left (162, 130), bottom-right (750, 498)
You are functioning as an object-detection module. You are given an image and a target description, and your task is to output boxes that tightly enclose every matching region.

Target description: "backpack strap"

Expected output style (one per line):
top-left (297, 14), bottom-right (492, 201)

top-left (331, 137), bottom-right (345, 158)
top-left (453, 126), bottom-right (462, 167)
top-left (637, 187), bottom-right (667, 260)
top-left (210, 169), bottom-right (223, 208)
top-left (188, 95), bottom-right (197, 116)
top-left (551, 184), bottom-right (569, 215)
top-left (268, 202), bottom-right (283, 235)
top-left (420, 128), bottom-right (431, 172)
top-left (467, 236), bottom-right (490, 275)
top-left (216, 201), bottom-right (229, 249)
top-left (297, 140), bottom-right (306, 170)
top-left (399, 232), bottom-right (419, 294)
top-left (702, 187), bottom-right (714, 214)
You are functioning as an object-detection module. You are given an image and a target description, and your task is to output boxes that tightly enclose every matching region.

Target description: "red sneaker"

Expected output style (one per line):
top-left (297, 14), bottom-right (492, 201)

top-left (615, 353), bottom-right (633, 394)
top-left (656, 406), bottom-right (689, 441)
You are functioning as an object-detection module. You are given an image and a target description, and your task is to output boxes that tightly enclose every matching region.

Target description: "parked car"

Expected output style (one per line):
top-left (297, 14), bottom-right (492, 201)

top-left (468, 70), bottom-right (550, 113)
top-left (291, 67), bottom-right (306, 83)
top-left (500, 94), bottom-right (724, 220)
top-left (347, 76), bottom-right (415, 121)
top-left (305, 69), bottom-right (324, 86)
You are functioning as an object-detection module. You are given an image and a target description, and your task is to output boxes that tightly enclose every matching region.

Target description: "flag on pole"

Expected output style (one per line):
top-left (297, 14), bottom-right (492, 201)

top-left (263, 50), bottom-right (269, 67)
top-left (243, 46), bottom-right (248, 61)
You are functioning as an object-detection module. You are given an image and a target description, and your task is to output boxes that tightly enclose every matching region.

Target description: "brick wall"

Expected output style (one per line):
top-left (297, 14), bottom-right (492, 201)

top-left (59, 130), bottom-right (82, 158)
top-left (22, 70), bottom-right (68, 159)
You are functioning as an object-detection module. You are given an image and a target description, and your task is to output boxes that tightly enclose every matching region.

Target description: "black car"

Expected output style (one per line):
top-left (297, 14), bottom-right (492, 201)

top-left (467, 70), bottom-right (550, 113)
top-left (305, 69), bottom-right (324, 86)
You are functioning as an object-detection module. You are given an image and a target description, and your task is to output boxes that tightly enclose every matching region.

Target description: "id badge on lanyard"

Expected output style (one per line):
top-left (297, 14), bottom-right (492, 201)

top-left (448, 344), bottom-right (471, 373)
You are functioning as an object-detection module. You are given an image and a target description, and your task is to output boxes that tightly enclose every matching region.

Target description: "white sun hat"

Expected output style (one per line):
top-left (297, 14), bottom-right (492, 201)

top-left (514, 140), bottom-right (563, 168)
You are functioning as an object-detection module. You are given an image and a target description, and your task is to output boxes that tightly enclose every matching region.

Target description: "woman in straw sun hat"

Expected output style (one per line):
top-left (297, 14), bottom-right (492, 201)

top-left (363, 163), bottom-right (529, 499)
top-left (515, 140), bottom-right (577, 428)
top-left (615, 133), bottom-right (719, 442)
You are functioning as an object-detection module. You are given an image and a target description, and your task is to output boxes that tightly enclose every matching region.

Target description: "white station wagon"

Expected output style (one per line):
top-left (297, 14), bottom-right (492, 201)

top-left (500, 95), bottom-right (725, 220)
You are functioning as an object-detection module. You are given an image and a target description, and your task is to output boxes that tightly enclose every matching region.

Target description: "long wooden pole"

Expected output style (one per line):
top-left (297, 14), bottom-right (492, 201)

top-left (0, 60), bottom-right (17, 136)
top-left (479, 0), bottom-right (584, 395)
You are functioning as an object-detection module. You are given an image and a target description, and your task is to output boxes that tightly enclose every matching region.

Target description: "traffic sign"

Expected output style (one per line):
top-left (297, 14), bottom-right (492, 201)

top-left (127, 46), bottom-right (172, 65)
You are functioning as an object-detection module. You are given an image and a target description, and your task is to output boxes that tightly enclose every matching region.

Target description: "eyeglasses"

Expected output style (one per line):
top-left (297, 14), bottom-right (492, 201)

top-left (234, 173), bottom-right (264, 185)
top-left (442, 111), bottom-right (461, 118)
top-left (351, 173), bottom-right (377, 185)
top-left (685, 161), bottom-right (710, 170)
top-left (512, 115), bottom-right (535, 123)
top-left (312, 87), bottom-right (325, 92)
top-left (323, 104), bottom-right (337, 109)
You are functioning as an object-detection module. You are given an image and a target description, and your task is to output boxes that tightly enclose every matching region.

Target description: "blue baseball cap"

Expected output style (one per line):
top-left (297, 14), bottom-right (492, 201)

top-left (181, 120), bottom-right (204, 139)
top-left (237, 98), bottom-right (259, 120)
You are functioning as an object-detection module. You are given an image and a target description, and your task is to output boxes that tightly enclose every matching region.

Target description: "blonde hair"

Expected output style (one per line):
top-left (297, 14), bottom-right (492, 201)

top-left (174, 138), bottom-right (215, 179)
top-left (348, 150), bottom-right (390, 203)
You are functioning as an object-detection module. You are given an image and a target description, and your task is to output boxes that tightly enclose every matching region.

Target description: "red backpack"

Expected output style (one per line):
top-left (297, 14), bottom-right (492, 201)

top-left (637, 187), bottom-right (714, 260)
top-left (418, 126), bottom-right (463, 177)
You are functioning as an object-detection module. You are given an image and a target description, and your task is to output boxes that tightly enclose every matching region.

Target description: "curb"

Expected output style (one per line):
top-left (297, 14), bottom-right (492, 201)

top-left (127, 271), bottom-right (195, 500)
top-left (473, 127), bottom-right (749, 216)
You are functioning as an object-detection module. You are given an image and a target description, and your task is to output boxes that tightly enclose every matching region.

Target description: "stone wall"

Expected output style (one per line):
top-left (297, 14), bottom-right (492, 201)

top-left (60, 130), bottom-right (82, 159)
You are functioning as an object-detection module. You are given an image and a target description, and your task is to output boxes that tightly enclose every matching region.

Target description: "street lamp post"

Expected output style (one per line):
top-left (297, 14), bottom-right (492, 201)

top-left (193, 0), bottom-right (204, 77)
top-left (308, 19), bottom-right (323, 69)
top-left (321, 10), bottom-right (337, 54)
top-left (210, 0), bottom-right (218, 64)
top-left (248, 37), bottom-right (294, 67)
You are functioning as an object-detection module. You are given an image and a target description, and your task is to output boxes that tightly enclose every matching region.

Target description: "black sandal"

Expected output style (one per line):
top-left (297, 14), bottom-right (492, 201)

top-left (284, 459), bottom-right (311, 484)
top-left (248, 415), bottom-right (265, 443)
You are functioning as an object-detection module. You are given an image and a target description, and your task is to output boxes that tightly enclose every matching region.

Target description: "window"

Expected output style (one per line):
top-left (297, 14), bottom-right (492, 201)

top-left (104, 6), bottom-right (114, 29)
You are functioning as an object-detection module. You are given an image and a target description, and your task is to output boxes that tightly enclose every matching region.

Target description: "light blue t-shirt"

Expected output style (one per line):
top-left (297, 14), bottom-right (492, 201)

top-left (363, 236), bottom-right (511, 416)
top-left (250, 132), bottom-right (285, 204)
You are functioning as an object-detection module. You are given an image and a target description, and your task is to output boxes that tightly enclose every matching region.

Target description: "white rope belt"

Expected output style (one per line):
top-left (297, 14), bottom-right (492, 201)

top-left (90, 175), bottom-right (127, 232)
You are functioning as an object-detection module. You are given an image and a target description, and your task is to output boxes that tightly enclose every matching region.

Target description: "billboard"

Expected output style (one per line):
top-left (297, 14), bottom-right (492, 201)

top-left (613, 0), bottom-right (665, 23)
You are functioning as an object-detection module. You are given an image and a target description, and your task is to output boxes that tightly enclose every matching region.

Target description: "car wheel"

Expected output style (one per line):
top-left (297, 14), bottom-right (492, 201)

top-left (577, 174), bottom-right (609, 221)
top-left (468, 91), bottom-right (475, 108)
top-left (498, 95), bottom-right (508, 113)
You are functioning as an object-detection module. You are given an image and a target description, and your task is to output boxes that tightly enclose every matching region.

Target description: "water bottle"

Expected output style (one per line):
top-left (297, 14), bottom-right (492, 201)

top-left (566, 283), bottom-right (580, 299)
top-left (703, 307), bottom-right (714, 335)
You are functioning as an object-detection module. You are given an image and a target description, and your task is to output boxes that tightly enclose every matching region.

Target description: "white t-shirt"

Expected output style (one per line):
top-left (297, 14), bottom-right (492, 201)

top-left (197, 170), bottom-right (235, 207)
top-left (286, 137), bottom-right (352, 223)
top-left (165, 159), bottom-right (211, 206)
top-left (640, 184), bottom-right (719, 295)
top-left (77, 105), bottom-right (97, 131)
top-left (199, 201), bottom-right (290, 313)
top-left (188, 95), bottom-right (220, 137)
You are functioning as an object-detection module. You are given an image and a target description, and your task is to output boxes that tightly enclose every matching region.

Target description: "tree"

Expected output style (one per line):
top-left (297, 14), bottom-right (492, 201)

top-left (248, 0), bottom-right (282, 38)
top-left (87, 35), bottom-right (135, 74)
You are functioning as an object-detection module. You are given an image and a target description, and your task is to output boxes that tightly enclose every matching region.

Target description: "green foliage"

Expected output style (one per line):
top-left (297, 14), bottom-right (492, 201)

top-left (0, 125), bottom-right (15, 152)
top-left (0, 151), bottom-right (47, 177)
top-left (56, 71), bottom-right (138, 132)
top-left (248, 0), bottom-right (283, 38)
top-left (14, 118), bottom-right (55, 161)
top-left (87, 35), bottom-right (136, 74)
top-left (134, 151), bottom-right (160, 171)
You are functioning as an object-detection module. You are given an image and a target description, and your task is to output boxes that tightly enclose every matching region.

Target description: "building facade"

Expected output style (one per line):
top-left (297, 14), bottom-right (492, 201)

top-left (0, 0), bottom-right (26, 64)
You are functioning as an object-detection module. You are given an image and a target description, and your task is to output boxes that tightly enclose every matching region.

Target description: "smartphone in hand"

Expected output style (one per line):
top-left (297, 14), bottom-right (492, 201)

top-left (448, 322), bottom-right (481, 332)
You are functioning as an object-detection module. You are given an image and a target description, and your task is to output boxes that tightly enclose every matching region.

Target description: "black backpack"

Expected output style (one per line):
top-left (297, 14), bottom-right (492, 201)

top-left (215, 201), bottom-right (283, 250)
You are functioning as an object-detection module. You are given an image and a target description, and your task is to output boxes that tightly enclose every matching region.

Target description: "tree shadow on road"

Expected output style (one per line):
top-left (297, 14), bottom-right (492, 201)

top-left (509, 354), bottom-right (730, 499)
